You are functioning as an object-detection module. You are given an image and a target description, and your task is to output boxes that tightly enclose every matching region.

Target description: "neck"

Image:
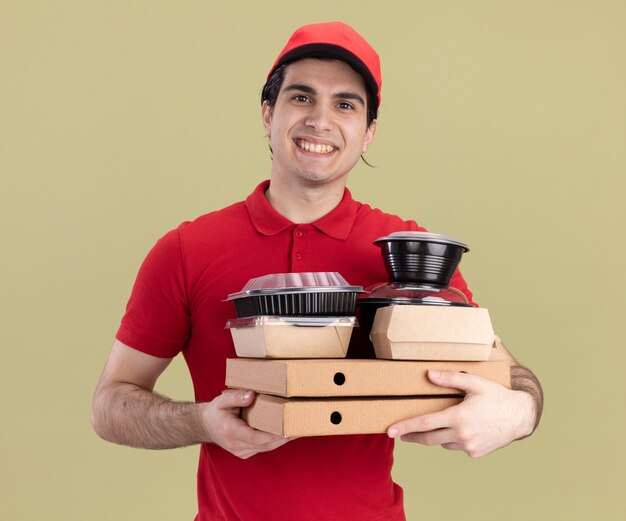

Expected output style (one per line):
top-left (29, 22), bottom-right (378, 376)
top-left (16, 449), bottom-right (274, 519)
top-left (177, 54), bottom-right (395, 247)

top-left (265, 177), bottom-right (346, 224)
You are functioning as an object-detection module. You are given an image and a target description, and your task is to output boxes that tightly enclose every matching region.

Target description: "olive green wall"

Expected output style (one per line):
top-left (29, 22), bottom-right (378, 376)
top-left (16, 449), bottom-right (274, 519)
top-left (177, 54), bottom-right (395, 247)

top-left (1, 1), bottom-right (624, 519)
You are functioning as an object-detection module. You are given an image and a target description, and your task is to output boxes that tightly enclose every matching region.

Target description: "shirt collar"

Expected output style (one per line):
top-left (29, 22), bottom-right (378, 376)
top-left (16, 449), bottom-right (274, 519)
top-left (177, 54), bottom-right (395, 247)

top-left (245, 180), bottom-right (358, 240)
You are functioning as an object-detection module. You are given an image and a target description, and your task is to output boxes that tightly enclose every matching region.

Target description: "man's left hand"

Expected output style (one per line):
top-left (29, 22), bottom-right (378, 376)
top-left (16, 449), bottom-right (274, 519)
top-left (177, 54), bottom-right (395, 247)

top-left (387, 369), bottom-right (536, 458)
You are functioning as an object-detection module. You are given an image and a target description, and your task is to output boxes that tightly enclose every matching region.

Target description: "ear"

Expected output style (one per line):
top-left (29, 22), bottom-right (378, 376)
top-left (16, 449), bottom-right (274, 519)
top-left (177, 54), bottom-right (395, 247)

top-left (261, 101), bottom-right (272, 137)
top-left (362, 119), bottom-right (377, 154)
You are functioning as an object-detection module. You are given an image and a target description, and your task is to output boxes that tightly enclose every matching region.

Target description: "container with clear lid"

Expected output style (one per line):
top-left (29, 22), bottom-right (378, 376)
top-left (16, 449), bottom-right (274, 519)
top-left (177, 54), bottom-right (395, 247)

top-left (357, 232), bottom-right (472, 334)
top-left (226, 272), bottom-right (363, 318)
top-left (226, 316), bottom-right (357, 358)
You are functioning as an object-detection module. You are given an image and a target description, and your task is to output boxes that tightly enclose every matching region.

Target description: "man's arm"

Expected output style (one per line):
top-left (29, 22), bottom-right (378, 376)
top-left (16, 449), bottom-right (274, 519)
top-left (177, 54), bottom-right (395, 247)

top-left (387, 337), bottom-right (543, 458)
top-left (510, 364), bottom-right (543, 436)
top-left (91, 340), bottom-right (291, 458)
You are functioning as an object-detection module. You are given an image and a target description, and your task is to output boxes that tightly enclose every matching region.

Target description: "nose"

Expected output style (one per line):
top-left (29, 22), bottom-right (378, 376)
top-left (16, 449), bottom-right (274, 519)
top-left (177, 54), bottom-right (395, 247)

top-left (305, 103), bottom-right (333, 132)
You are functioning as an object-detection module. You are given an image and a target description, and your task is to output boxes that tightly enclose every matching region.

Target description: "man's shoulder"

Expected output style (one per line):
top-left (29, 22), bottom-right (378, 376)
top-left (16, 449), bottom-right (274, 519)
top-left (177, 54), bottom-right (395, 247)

top-left (353, 199), bottom-right (424, 232)
top-left (175, 199), bottom-right (249, 237)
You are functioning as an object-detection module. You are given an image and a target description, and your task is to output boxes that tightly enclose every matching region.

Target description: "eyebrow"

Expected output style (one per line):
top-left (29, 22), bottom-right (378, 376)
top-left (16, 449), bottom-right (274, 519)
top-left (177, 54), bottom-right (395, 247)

top-left (283, 83), bottom-right (366, 106)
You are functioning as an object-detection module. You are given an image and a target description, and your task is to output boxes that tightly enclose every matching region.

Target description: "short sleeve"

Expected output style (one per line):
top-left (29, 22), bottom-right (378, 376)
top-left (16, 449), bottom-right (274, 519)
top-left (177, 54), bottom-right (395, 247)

top-left (116, 229), bottom-right (190, 358)
top-left (449, 269), bottom-right (477, 307)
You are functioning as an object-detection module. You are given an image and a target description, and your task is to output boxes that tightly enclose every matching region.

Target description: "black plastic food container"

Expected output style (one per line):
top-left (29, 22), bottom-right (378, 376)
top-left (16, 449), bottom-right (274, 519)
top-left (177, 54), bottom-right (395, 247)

top-left (226, 272), bottom-right (363, 318)
top-left (373, 231), bottom-right (469, 287)
top-left (357, 232), bottom-right (471, 336)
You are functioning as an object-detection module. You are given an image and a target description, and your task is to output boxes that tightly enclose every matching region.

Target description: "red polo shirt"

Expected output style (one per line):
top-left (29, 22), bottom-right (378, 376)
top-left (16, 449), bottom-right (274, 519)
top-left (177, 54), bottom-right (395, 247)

top-left (117, 180), bottom-right (474, 521)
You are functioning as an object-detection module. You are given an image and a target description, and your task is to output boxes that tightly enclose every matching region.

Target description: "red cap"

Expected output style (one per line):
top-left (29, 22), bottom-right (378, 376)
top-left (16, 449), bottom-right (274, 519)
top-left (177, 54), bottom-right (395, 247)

top-left (267, 22), bottom-right (382, 107)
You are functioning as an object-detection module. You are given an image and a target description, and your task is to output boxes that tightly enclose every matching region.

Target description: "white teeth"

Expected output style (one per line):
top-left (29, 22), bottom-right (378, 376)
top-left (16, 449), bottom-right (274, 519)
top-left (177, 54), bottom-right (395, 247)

top-left (298, 140), bottom-right (334, 154)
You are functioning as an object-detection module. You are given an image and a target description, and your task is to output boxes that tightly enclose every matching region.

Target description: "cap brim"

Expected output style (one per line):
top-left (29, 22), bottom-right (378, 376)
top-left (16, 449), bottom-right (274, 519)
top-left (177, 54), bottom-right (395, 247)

top-left (275, 43), bottom-right (379, 106)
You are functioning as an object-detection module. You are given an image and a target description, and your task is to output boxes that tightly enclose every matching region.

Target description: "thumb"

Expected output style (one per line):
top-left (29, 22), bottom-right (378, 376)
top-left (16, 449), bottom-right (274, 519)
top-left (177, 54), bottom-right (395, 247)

top-left (427, 370), bottom-right (488, 394)
top-left (216, 389), bottom-right (255, 409)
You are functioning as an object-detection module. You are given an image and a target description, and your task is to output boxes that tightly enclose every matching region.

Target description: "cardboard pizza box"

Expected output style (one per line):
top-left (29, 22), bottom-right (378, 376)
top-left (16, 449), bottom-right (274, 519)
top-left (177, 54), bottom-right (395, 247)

top-left (226, 357), bottom-right (511, 397)
top-left (242, 395), bottom-right (463, 437)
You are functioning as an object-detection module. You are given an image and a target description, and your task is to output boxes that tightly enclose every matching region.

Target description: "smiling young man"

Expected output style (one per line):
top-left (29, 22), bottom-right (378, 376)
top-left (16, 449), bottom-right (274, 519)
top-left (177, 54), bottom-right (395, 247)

top-left (262, 58), bottom-right (375, 205)
top-left (92, 22), bottom-right (543, 520)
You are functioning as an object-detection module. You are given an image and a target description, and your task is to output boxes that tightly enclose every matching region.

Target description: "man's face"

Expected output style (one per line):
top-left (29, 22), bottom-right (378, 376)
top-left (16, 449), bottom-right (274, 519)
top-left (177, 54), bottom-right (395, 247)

top-left (262, 58), bottom-right (376, 188)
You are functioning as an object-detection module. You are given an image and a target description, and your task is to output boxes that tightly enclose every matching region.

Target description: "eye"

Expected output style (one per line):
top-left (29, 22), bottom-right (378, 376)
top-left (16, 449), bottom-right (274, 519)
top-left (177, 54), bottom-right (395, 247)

top-left (292, 94), bottom-right (311, 103)
top-left (338, 101), bottom-right (355, 110)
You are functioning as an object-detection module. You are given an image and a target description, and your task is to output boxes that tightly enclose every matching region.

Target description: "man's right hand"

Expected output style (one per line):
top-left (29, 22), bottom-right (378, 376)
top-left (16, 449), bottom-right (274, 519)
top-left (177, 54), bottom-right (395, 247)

top-left (202, 390), bottom-right (293, 459)
top-left (92, 341), bottom-right (293, 457)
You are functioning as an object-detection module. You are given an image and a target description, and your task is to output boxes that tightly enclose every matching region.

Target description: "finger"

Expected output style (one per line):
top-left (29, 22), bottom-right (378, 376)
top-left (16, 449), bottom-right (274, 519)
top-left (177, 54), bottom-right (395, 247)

top-left (387, 407), bottom-right (456, 438)
top-left (441, 442), bottom-right (463, 451)
top-left (222, 419), bottom-right (288, 456)
top-left (235, 428), bottom-right (295, 459)
top-left (427, 370), bottom-right (490, 394)
top-left (257, 435), bottom-right (293, 452)
top-left (240, 425), bottom-right (288, 447)
top-left (216, 389), bottom-right (255, 409)
top-left (237, 436), bottom-right (293, 460)
top-left (400, 428), bottom-right (456, 446)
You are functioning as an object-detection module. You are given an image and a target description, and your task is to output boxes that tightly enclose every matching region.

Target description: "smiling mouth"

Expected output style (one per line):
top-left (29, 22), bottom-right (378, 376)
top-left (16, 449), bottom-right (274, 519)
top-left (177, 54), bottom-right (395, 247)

top-left (296, 139), bottom-right (336, 155)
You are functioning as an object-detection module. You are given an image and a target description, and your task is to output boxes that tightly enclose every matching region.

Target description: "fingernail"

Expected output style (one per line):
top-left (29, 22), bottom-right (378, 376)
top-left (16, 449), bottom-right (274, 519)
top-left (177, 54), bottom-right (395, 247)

top-left (388, 428), bottom-right (399, 438)
top-left (243, 391), bottom-right (253, 400)
top-left (429, 370), bottom-right (441, 379)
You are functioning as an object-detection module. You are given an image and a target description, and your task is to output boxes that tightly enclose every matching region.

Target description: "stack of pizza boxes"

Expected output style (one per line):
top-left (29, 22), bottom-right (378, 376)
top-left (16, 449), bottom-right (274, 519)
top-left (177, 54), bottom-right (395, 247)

top-left (224, 233), bottom-right (511, 437)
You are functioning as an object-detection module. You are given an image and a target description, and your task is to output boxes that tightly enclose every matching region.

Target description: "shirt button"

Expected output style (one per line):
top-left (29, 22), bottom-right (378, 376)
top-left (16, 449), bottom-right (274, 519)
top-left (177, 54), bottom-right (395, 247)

top-left (295, 252), bottom-right (303, 261)
top-left (295, 230), bottom-right (303, 238)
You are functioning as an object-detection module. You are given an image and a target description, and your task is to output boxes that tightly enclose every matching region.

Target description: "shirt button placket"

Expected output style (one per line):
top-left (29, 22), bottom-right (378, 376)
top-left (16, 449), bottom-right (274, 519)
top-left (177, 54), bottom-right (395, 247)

top-left (293, 227), bottom-right (304, 264)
